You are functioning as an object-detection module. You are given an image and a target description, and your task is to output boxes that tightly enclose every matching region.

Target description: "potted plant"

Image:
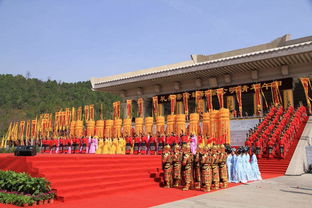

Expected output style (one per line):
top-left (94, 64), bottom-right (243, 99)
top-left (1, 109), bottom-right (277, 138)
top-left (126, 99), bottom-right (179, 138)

top-left (43, 193), bottom-right (49, 205)
top-left (32, 194), bottom-right (43, 205)
top-left (48, 191), bottom-right (56, 204)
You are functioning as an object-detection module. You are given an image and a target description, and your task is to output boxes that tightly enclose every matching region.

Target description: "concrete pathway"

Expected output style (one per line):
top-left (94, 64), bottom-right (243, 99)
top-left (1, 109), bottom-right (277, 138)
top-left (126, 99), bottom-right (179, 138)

top-left (154, 174), bottom-right (312, 208)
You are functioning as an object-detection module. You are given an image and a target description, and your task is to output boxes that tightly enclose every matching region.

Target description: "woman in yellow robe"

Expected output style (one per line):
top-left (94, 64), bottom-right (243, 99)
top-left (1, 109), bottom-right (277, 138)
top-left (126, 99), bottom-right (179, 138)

top-left (117, 138), bottom-right (125, 154)
top-left (107, 138), bottom-right (113, 154)
top-left (112, 138), bottom-right (118, 154)
top-left (96, 139), bottom-right (104, 154)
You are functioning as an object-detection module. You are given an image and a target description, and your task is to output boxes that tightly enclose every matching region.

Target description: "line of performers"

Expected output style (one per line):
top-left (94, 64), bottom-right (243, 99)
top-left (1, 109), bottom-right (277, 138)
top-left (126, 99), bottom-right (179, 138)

top-left (162, 143), bottom-right (229, 192)
top-left (227, 147), bottom-right (262, 184)
top-left (37, 131), bottom-right (213, 155)
top-left (162, 143), bottom-right (263, 192)
top-left (246, 105), bottom-right (307, 159)
top-left (39, 137), bottom-right (96, 154)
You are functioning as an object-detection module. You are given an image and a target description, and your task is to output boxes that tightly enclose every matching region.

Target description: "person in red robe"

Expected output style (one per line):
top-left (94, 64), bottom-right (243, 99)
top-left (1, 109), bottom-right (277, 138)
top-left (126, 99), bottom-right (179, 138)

top-left (278, 137), bottom-right (286, 159)
top-left (125, 135), bottom-right (133, 155)
top-left (59, 137), bottom-right (65, 153)
top-left (197, 134), bottom-right (203, 146)
top-left (181, 133), bottom-right (189, 145)
top-left (140, 134), bottom-right (148, 155)
top-left (81, 137), bottom-right (89, 154)
top-left (50, 138), bottom-right (58, 154)
top-left (157, 133), bottom-right (165, 155)
top-left (255, 139), bottom-right (262, 159)
top-left (41, 138), bottom-right (48, 153)
top-left (267, 139), bottom-right (275, 159)
top-left (72, 137), bottom-right (80, 154)
top-left (149, 134), bottom-right (157, 155)
top-left (63, 137), bottom-right (70, 154)
top-left (165, 134), bottom-right (173, 147)
top-left (133, 134), bottom-right (141, 155)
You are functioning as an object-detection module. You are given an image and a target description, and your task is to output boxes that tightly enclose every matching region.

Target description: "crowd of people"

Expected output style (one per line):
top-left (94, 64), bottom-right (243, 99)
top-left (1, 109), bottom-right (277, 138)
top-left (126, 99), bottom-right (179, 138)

top-left (162, 143), bottom-right (228, 191)
top-left (31, 132), bottom-right (218, 155)
top-left (245, 105), bottom-right (307, 159)
top-left (227, 147), bottom-right (262, 183)
top-left (161, 143), bottom-right (262, 192)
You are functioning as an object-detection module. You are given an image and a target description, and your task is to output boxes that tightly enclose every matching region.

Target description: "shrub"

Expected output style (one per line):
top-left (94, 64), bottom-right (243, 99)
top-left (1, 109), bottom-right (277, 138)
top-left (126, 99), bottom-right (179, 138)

top-left (0, 192), bottom-right (34, 206)
top-left (0, 170), bottom-right (51, 195)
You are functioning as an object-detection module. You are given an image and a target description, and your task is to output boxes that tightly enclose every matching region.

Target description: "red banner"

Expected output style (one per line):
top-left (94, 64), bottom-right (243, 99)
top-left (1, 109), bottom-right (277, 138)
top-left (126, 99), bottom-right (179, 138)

top-left (235, 86), bottom-right (243, 117)
top-left (216, 88), bottom-right (224, 109)
top-left (183, 92), bottom-right (190, 115)
top-left (195, 91), bottom-right (203, 113)
top-left (137, 98), bottom-right (144, 117)
top-left (152, 96), bottom-right (159, 117)
top-left (205, 90), bottom-right (213, 112)
top-left (84, 105), bottom-right (89, 121)
top-left (113, 101), bottom-right (120, 119)
top-left (25, 120), bottom-right (31, 140)
top-left (271, 81), bottom-right (282, 106)
top-left (169, 95), bottom-right (176, 115)
top-left (19, 121), bottom-right (25, 140)
top-left (77, 107), bottom-right (82, 121)
top-left (300, 78), bottom-right (312, 114)
top-left (89, 105), bottom-right (94, 121)
top-left (31, 120), bottom-right (37, 139)
top-left (253, 83), bottom-right (262, 115)
top-left (126, 100), bottom-right (132, 118)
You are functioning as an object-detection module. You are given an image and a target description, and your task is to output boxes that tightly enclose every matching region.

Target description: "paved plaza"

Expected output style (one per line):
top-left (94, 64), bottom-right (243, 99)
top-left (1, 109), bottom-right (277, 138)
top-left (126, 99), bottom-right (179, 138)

top-left (154, 174), bottom-right (312, 208)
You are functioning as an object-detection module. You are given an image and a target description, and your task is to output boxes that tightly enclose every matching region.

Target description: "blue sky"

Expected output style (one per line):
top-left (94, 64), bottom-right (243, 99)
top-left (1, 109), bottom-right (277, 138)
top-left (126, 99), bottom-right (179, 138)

top-left (0, 0), bottom-right (312, 82)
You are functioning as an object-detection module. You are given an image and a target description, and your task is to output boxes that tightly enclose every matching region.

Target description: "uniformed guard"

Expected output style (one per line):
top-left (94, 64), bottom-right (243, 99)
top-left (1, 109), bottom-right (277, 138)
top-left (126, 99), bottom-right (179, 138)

top-left (219, 144), bottom-right (228, 188)
top-left (211, 145), bottom-right (220, 190)
top-left (194, 146), bottom-right (202, 190)
top-left (162, 144), bottom-right (173, 188)
top-left (182, 144), bottom-right (194, 191)
top-left (201, 145), bottom-right (213, 192)
top-left (172, 144), bottom-right (182, 187)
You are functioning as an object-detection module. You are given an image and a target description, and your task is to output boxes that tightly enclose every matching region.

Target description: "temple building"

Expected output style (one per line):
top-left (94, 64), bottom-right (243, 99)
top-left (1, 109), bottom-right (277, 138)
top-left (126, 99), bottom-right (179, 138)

top-left (91, 34), bottom-right (312, 120)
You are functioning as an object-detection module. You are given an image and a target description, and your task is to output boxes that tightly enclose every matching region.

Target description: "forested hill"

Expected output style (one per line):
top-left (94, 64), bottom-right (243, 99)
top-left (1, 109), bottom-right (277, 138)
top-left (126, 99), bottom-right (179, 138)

top-left (0, 74), bottom-right (120, 136)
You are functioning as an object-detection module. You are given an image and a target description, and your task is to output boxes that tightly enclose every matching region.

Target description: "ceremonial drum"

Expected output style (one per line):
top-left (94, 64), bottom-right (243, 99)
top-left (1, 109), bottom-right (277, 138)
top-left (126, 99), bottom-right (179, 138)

top-left (145, 117), bottom-right (153, 135)
top-left (105, 120), bottom-right (113, 138)
top-left (176, 114), bottom-right (186, 135)
top-left (123, 118), bottom-right (132, 136)
top-left (75, 120), bottom-right (83, 138)
top-left (156, 116), bottom-right (165, 134)
top-left (114, 119), bottom-right (123, 138)
top-left (95, 120), bottom-right (105, 138)
top-left (189, 113), bottom-right (199, 135)
top-left (70, 121), bottom-right (76, 137)
top-left (166, 115), bottom-right (176, 135)
top-left (86, 120), bottom-right (95, 137)
top-left (135, 117), bottom-right (143, 135)
top-left (202, 112), bottom-right (211, 137)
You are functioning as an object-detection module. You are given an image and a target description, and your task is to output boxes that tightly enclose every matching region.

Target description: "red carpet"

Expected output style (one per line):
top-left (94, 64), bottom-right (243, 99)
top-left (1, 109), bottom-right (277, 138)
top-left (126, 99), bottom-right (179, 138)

top-left (0, 172), bottom-right (280, 208)
top-left (0, 154), bottom-right (163, 202)
top-left (0, 153), bottom-right (282, 208)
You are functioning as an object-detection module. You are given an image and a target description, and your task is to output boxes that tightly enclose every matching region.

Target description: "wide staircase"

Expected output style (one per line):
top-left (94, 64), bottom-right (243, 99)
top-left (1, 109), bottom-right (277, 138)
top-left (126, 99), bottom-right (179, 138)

top-left (257, 117), bottom-right (307, 175)
top-left (258, 141), bottom-right (298, 175)
top-left (0, 155), bottom-right (162, 201)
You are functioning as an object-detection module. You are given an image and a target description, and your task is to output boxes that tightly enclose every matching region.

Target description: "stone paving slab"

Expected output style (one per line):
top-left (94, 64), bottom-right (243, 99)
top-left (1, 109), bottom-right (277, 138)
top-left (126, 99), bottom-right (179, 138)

top-left (154, 174), bottom-right (312, 208)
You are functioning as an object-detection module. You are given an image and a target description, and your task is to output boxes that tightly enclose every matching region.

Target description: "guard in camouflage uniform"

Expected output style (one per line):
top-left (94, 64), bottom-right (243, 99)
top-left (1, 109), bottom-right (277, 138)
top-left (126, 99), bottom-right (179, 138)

top-left (182, 144), bottom-right (194, 191)
top-left (219, 145), bottom-right (228, 188)
top-left (211, 145), bottom-right (220, 190)
top-left (193, 146), bottom-right (202, 190)
top-left (172, 144), bottom-right (182, 187)
top-left (162, 144), bottom-right (173, 188)
top-left (201, 145), bottom-right (213, 192)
